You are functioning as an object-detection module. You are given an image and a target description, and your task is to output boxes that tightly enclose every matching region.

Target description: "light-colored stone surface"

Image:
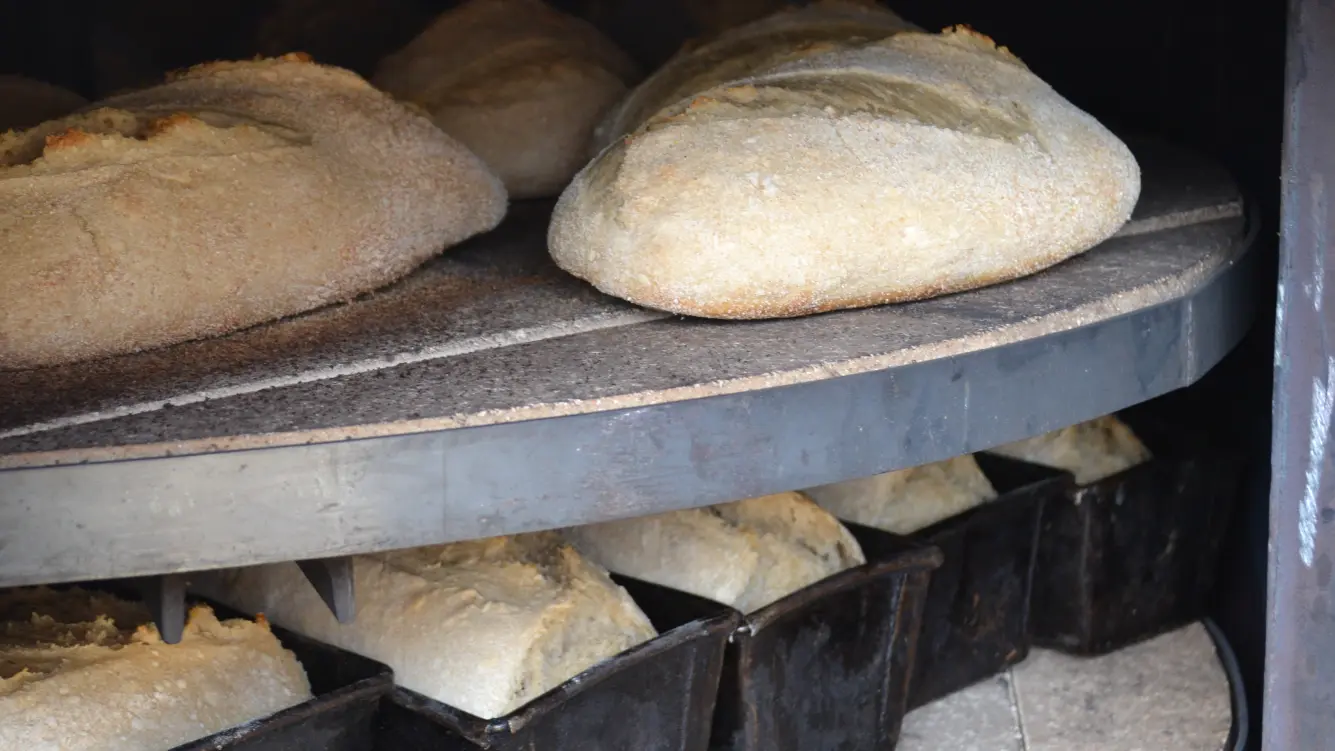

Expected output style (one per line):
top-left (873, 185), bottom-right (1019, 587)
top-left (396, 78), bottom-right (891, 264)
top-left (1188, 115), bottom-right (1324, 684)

top-left (902, 623), bottom-right (1233, 750)
top-left (900, 675), bottom-right (1023, 751)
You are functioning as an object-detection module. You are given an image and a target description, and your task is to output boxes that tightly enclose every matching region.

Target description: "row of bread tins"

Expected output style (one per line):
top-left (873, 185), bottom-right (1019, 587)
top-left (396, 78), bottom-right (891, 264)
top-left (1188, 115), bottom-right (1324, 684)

top-left (0, 415), bottom-right (1150, 748)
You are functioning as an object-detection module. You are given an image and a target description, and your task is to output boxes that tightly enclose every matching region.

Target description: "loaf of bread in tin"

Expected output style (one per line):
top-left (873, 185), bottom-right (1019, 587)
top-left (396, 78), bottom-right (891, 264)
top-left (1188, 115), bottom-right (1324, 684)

top-left (194, 532), bottom-right (657, 719)
top-left (989, 415), bottom-right (1151, 484)
top-left (0, 587), bottom-right (310, 751)
top-left (373, 0), bottom-right (640, 198)
top-left (565, 491), bottom-right (867, 613)
top-left (806, 455), bottom-right (998, 534)
top-left (1, 54), bottom-right (506, 370)
top-left (549, 0), bottom-right (1140, 319)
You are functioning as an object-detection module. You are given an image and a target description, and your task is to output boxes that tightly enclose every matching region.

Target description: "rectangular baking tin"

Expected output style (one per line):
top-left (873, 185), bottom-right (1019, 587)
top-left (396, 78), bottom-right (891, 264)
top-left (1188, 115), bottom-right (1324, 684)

top-left (1005, 410), bottom-right (1243, 656)
top-left (705, 532), bottom-right (943, 751)
top-left (900, 454), bottom-right (1068, 710)
top-left (178, 614), bottom-right (394, 751)
top-left (374, 577), bottom-right (739, 751)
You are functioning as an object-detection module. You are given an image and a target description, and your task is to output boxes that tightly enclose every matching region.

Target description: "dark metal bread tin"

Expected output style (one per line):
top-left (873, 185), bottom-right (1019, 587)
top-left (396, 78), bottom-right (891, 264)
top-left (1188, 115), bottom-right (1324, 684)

top-left (373, 577), bottom-right (739, 751)
top-left (897, 454), bottom-right (1068, 710)
top-left (1006, 411), bottom-right (1242, 656)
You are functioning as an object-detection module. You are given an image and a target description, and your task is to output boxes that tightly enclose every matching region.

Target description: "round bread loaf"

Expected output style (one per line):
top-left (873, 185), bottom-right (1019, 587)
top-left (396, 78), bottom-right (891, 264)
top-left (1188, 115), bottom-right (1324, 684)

top-left (805, 455), bottom-right (998, 534)
top-left (373, 0), bottom-right (641, 199)
top-left (0, 76), bottom-right (87, 132)
top-left (989, 415), bottom-right (1151, 485)
top-left (0, 588), bottom-right (310, 751)
top-left (564, 491), bottom-right (867, 613)
top-left (0, 54), bottom-right (507, 371)
top-left (550, 1), bottom-right (1140, 319)
top-left (193, 532), bottom-right (657, 720)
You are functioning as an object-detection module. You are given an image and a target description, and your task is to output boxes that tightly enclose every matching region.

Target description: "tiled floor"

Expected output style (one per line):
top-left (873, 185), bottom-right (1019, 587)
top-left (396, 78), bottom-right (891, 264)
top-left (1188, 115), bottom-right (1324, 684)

top-left (898, 623), bottom-right (1234, 751)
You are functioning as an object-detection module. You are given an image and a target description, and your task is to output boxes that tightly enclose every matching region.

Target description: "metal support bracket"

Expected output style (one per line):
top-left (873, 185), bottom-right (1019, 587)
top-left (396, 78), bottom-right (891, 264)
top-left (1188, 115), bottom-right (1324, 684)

top-left (297, 556), bottom-right (356, 624)
top-left (129, 573), bottom-right (187, 645)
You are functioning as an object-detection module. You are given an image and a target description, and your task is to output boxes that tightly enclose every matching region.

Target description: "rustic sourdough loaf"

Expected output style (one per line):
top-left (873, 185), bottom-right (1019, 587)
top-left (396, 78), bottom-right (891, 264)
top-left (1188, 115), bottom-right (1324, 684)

top-left (0, 587), bottom-right (310, 751)
top-left (0, 54), bottom-right (506, 371)
top-left (0, 76), bottom-right (87, 132)
top-left (564, 491), bottom-right (866, 613)
top-left (806, 455), bottom-right (998, 534)
top-left (989, 415), bottom-right (1151, 485)
top-left (550, 0), bottom-right (1140, 319)
top-left (373, 0), bottom-right (640, 198)
top-left (193, 532), bottom-right (657, 720)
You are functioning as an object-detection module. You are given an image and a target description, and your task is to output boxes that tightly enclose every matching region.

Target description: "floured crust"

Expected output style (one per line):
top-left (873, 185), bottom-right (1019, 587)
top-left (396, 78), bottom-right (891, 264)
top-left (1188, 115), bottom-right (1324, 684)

top-left (990, 415), bottom-right (1152, 485)
top-left (193, 532), bottom-right (656, 720)
top-left (592, 0), bottom-right (920, 151)
top-left (373, 0), bottom-right (640, 198)
top-left (0, 588), bottom-right (310, 751)
top-left (0, 76), bottom-right (87, 133)
top-left (564, 491), bottom-right (867, 613)
top-left (550, 3), bottom-right (1140, 320)
top-left (1, 55), bottom-right (507, 371)
top-left (806, 455), bottom-right (998, 534)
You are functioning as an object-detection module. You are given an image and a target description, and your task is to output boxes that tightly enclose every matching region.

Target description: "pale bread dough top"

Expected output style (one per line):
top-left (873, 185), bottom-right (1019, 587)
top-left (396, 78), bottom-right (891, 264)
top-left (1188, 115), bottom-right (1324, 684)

top-left (0, 588), bottom-right (310, 751)
top-left (990, 415), bottom-right (1152, 485)
top-left (565, 491), bottom-right (867, 613)
top-left (806, 454), bottom-right (998, 534)
top-left (193, 532), bottom-right (656, 719)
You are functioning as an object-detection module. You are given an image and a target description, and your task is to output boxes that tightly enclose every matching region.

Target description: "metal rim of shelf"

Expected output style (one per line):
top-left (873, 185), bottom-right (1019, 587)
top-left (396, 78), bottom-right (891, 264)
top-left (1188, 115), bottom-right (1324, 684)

top-left (0, 199), bottom-right (1259, 588)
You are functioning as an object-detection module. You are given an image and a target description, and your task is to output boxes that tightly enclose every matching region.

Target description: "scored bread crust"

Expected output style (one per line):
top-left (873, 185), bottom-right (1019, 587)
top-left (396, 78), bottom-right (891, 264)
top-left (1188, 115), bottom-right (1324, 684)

top-left (193, 532), bottom-right (657, 720)
top-left (0, 54), bottom-right (507, 371)
top-left (373, 0), bottom-right (641, 199)
top-left (0, 589), bottom-right (310, 751)
top-left (564, 491), bottom-right (867, 613)
top-left (805, 455), bottom-right (998, 535)
top-left (549, 2), bottom-right (1140, 320)
top-left (0, 76), bottom-right (87, 132)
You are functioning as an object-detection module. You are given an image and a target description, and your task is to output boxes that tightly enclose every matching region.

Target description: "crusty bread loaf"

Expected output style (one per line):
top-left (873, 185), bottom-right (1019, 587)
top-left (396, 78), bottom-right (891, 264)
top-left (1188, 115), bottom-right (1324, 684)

top-left (806, 455), bottom-right (998, 534)
top-left (0, 587), bottom-right (310, 751)
top-left (0, 54), bottom-right (506, 371)
top-left (193, 532), bottom-right (657, 719)
top-left (550, 1), bottom-right (1140, 319)
top-left (989, 415), bottom-right (1152, 485)
top-left (564, 491), bottom-right (867, 613)
top-left (373, 0), bottom-right (640, 199)
top-left (0, 76), bottom-right (87, 132)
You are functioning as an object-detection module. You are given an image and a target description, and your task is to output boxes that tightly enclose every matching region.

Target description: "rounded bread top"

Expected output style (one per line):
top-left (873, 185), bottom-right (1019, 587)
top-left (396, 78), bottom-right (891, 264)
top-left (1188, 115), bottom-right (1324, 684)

top-left (0, 54), bottom-right (506, 370)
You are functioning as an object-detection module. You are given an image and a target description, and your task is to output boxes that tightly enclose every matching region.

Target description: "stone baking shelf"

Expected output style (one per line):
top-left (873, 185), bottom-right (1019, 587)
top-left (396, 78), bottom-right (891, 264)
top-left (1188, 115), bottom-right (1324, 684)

top-left (899, 622), bottom-right (1241, 751)
top-left (0, 138), bottom-right (1255, 586)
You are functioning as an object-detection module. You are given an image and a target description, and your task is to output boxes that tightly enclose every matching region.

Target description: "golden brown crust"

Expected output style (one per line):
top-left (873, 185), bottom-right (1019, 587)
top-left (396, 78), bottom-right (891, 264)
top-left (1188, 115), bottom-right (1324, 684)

top-left (1, 57), bottom-right (506, 370)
